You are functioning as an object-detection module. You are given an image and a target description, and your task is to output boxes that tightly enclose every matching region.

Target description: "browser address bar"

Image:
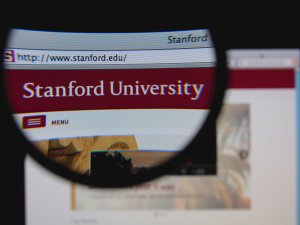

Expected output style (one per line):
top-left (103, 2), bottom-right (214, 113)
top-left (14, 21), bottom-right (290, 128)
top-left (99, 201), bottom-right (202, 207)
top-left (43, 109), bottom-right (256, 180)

top-left (4, 48), bottom-right (215, 65)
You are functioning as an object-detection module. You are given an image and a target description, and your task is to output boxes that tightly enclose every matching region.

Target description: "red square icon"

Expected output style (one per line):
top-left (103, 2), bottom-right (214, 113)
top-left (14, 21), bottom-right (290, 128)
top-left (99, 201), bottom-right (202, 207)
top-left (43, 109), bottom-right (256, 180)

top-left (23, 115), bottom-right (46, 129)
top-left (4, 50), bottom-right (15, 62)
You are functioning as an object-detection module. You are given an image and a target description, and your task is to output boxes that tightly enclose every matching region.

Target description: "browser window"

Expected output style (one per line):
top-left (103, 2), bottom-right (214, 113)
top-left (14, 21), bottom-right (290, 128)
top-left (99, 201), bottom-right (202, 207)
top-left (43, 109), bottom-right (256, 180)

top-left (23, 49), bottom-right (299, 225)
top-left (4, 29), bottom-right (216, 176)
top-left (5, 29), bottom-right (298, 225)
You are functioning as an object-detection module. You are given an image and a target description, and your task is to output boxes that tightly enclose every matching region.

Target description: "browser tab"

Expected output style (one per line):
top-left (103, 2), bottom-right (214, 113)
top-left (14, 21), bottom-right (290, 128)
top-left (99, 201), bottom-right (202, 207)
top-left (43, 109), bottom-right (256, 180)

top-left (6, 29), bottom-right (213, 51)
top-left (166, 30), bottom-right (211, 47)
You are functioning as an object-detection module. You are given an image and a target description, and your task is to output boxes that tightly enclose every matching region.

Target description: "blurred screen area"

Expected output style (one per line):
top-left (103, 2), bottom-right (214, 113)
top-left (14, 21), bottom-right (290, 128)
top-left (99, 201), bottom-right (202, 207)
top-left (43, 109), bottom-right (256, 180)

top-left (26, 49), bottom-right (299, 225)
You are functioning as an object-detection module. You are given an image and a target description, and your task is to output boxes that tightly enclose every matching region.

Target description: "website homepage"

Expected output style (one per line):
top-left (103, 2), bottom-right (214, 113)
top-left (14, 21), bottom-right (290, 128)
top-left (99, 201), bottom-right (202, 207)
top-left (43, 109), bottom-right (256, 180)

top-left (5, 30), bottom-right (298, 225)
top-left (5, 29), bottom-right (216, 176)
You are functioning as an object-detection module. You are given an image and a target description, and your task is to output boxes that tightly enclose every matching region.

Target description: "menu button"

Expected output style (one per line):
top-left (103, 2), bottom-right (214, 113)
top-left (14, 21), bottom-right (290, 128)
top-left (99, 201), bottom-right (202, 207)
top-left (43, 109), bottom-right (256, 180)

top-left (51, 119), bottom-right (69, 126)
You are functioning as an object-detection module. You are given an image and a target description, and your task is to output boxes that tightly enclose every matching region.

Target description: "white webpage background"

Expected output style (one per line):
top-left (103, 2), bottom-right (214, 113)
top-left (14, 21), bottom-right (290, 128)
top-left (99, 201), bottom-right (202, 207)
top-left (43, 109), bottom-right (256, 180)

top-left (25, 89), bottom-right (297, 225)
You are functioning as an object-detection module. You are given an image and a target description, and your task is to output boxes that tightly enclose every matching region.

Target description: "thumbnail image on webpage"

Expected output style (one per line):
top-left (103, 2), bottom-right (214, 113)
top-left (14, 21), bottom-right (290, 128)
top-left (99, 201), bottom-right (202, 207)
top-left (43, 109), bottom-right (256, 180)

top-left (71, 103), bottom-right (250, 210)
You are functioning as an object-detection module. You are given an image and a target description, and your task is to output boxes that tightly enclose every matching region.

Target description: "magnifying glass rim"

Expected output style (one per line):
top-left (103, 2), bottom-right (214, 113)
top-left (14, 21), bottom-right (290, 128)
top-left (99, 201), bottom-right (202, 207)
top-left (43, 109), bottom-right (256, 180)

top-left (0, 19), bottom-right (228, 188)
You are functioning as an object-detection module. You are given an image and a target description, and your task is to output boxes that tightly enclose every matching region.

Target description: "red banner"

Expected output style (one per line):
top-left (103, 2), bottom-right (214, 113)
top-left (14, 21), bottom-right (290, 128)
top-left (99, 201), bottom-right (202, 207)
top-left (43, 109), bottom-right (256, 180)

top-left (5, 68), bottom-right (214, 113)
top-left (229, 69), bottom-right (295, 89)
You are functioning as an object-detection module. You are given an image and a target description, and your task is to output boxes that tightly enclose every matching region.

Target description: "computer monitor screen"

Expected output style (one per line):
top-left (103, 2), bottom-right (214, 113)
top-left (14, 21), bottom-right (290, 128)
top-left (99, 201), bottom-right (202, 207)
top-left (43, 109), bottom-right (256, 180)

top-left (15, 30), bottom-right (298, 225)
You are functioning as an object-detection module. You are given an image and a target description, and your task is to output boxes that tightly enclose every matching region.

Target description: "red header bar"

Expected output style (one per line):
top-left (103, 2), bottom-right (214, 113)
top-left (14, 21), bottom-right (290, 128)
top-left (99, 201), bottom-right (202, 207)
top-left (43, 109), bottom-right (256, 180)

top-left (5, 68), bottom-right (214, 114)
top-left (229, 69), bottom-right (295, 89)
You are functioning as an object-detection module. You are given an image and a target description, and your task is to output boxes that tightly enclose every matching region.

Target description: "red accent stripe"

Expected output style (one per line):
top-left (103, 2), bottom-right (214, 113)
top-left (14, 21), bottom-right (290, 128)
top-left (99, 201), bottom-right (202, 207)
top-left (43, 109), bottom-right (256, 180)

top-left (229, 69), bottom-right (295, 89)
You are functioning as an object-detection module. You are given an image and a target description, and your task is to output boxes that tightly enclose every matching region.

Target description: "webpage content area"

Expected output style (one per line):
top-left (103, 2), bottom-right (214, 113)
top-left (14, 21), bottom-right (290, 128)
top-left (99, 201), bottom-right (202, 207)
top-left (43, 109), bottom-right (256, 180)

top-left (23, 49), bottom-right (299, 225)
top-left (5, 29), bottom-right (216, 176)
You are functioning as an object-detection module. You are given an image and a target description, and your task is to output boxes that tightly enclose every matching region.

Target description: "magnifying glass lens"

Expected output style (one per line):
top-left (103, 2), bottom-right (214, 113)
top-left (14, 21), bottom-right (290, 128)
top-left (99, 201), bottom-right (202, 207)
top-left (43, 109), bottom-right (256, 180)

top-left (2, 12), bottom-right (226, 187)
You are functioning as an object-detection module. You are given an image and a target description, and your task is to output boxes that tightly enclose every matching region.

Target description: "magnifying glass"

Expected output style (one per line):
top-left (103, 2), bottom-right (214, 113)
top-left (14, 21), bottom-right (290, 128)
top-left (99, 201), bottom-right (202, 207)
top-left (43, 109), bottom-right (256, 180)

top-left (0, 4), bottom-right (227, 187)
